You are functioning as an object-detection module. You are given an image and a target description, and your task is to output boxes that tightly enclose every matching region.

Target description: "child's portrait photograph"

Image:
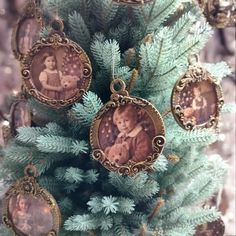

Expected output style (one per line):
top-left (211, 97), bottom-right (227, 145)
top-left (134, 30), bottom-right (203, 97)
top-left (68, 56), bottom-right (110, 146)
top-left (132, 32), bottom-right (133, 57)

top-left (180, 80), bottom-right (217, 126)
top-left (8, 194), bottom-right (53, 236)
top-left (30, 46), bottom-right (85, 101)
top-left (98, 104), bottom-right (157, 166)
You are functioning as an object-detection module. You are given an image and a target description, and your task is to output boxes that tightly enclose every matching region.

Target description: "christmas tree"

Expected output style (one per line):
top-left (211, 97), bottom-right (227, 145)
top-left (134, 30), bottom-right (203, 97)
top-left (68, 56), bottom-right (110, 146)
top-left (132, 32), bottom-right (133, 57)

top-left (0, 0), bottom-right (234, 235)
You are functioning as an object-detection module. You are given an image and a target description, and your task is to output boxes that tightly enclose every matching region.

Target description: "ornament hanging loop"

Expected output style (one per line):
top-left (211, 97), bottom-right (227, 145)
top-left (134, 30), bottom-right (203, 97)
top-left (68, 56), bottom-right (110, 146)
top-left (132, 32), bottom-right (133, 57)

top-left (110, 79), bottom-right (129, 96)
top-left (24, 163), bottom-right (38, 178)
top-left (188, 54), bottom-right (200, 65)
top-left (50, 18), bottom-right (64, 33)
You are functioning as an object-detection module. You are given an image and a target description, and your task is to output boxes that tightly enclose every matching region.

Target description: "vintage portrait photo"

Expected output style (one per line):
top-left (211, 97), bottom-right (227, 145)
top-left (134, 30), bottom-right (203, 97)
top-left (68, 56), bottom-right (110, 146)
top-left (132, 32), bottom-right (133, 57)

top-left (30, 46), bottom-right (85, 100)
top-left (98, 104), bottom-right (157, 166)
top-left (17, 18), bottom-right (41, 54)
top-left (11, 101), bottom-right (31, 131)
top-left (9, 194), bottom-right (53, 236)
top-left (180, 80), bottom-right (217, 126)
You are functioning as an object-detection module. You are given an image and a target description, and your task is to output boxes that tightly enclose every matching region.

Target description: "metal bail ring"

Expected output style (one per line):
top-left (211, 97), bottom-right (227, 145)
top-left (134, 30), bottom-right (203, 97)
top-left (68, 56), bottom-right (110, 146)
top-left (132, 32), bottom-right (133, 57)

top-left (24, 163), bottom-right (38, 178)
top-left (50, 18), bottom-right (64, 32)
top-left (110, 79), bottom-right (129, 96)
top-left (188, 54), bottom-right (200, 66)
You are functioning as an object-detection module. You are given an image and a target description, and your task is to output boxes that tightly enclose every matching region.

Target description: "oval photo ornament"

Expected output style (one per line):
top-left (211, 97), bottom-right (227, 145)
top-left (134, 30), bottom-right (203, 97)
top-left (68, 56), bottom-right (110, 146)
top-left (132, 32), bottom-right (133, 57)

top-left (21, 30), bottom-right (92, 109)
top-left (90, 79), bottom-right (166, 176)
top-left (2, 165), bottom-right (61, 236)
top-left (171, 63), bottom-right (224, 130)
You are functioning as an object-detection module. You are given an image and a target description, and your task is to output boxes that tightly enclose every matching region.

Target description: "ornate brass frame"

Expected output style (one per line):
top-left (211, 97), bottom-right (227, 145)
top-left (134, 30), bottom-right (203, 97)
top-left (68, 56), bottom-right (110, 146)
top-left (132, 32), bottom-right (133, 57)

top-left (21, 31), bottom-right (92, 109)
top-left (11, 0), bottom-right (43, 60)
top-left (113, 0), bottom-right (153, 5)
top-left (90, 79), bottom-right (165, 176)
top-left (171, 63), bottom-right (224, 130)
top-left (2, 165), bottom-right (61, 236)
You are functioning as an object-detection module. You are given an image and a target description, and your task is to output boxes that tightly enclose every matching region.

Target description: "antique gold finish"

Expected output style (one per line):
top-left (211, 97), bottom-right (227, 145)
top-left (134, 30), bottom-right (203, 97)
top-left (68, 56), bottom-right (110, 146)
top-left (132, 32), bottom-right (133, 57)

top-left (113, 0), bottom-right (153, 5)
top-left (11, 0), bottom-right (43, 60)
top-left (90, 79), bottom-right (166, 176)
top-left (50, 18), bottom-right (65, 32)
top-left (2, 164), bottom-right (61, 236)
top-left (171, 60), bottom-right (224, 130)
top-left (21, 26), bottom-right (92, 109)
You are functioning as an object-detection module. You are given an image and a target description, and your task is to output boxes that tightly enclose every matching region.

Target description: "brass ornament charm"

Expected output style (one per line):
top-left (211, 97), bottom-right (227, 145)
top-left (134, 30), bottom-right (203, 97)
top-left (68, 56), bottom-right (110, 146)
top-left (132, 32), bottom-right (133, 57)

top-left (2, 164), bottom-right (61, 236)
top-left (171, 57), bottom-right (224, 130)
top-left (21, 19), bottom-right (92, 109)
top-left (12, 0), bottom-right (43, 60)
top-left (113, 0), bottom-right (153, 5)
top-left (90, 79), bottom-right (166, 176)
top-left (197, 0), bottom-right (236, 28)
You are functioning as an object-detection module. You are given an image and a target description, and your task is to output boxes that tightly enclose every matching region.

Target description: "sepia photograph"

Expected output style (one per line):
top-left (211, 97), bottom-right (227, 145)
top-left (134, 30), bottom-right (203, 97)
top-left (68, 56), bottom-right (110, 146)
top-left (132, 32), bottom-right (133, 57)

top-left (98, 104), bottom-right (157, 165)
top-left (9, 194), bottom-right (53, 236)
top-left (180, 80), bottom-right (218, 126)
top-left (30, 47), bottom-right (84, 100)
top-left (17, 18), bottom-right (41, 55)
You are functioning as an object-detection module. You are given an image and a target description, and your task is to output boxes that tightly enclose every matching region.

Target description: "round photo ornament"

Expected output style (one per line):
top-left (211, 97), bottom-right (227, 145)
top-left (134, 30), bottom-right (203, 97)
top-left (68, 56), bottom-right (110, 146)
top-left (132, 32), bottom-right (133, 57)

top-left (2, 164), bottom-right (61, 236)
top-left (171, 56), bottom-right (224, 130)
top-left (112, 0), bottom-right (153, 5)
top-left (21, 19), bottom-right (92, 109)
top-left (90, 79), bottom-right (166, 176)
top-left (12, 0), bottom-right (43, 60)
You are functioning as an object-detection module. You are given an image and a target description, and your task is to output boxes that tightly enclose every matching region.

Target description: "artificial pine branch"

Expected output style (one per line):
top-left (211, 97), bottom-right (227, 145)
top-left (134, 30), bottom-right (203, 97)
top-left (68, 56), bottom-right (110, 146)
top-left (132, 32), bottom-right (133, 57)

top-left (69, 11), bottom-right (91, 50)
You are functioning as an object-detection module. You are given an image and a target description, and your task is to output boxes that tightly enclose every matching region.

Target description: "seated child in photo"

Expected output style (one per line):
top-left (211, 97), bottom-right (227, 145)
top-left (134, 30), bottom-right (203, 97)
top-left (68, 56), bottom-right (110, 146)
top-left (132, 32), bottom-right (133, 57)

top-left (112, 105), bottom-right (153, 163)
